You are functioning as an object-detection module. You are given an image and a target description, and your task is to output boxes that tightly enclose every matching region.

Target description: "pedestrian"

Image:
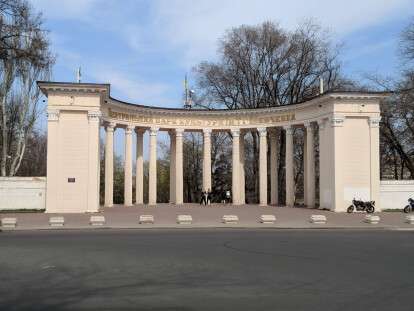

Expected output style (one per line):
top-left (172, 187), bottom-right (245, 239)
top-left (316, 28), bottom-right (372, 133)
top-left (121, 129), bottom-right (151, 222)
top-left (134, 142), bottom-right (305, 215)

top-left (207, 189), bottom-right (212, 205)
top-left (200, 190), bottom-right (206, 205)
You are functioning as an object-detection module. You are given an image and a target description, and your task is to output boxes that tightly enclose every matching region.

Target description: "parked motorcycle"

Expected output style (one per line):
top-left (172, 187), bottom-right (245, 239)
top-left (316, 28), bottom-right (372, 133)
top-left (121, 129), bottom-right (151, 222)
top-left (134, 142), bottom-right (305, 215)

top-left (403, 198), bottom-right (414, 213)
top-left (347, 199), bottom-right (375, 213)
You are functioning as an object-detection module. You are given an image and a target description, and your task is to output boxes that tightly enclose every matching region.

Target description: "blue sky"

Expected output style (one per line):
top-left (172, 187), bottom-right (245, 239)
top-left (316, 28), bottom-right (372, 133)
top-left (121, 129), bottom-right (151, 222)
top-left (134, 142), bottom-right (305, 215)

top-left (30, 0), bottom-right (413, 158)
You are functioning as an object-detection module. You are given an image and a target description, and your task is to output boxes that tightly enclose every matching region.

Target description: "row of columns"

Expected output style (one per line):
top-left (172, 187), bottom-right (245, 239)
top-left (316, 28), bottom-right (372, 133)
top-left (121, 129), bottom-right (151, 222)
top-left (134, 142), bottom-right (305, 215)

top-left (104, 124), bottom-right (317, 207)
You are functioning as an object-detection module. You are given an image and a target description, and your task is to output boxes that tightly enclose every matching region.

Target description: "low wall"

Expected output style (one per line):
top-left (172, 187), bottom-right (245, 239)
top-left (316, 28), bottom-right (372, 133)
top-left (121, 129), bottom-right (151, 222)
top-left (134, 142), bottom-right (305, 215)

top-left (0, 177), bottom-right (46, 211)
top-left (380, 180), bottom-right (414, 210)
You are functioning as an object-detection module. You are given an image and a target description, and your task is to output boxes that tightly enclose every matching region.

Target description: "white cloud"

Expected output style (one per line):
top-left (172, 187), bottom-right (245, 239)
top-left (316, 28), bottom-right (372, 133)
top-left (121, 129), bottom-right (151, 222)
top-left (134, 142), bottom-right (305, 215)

top-left (90, 67), bottom-right (172, 107)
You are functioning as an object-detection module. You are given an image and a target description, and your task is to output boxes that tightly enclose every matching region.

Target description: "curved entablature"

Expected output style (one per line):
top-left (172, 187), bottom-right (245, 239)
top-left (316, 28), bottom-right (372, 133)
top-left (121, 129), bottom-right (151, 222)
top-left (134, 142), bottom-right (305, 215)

top-left (38, 81), bottom-right (389, 131)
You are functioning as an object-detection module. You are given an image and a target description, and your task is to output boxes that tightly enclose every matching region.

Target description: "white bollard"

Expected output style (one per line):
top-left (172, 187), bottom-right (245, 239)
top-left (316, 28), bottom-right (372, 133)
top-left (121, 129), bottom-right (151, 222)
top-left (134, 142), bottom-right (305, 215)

top-left (90, 215), bottom-right (105, 226)
top-left (1, 217), bottom-right (17, 228)
top-left (177, 215), bottom-right (192, 224)
top-left (139, 215), bottom-right (154, 224)
top-left (49, 216), bottom-right (65, 227)
top-left (406, 215), bottom-right (414, 224)
top-left (222, 215), bottom-right (239, 224)
top-left (260, 215), bottom-right (276, 224)
top-left (310, 215), bottom-right (327, 224)
top-left (364, 215), bottom-right (380, 224)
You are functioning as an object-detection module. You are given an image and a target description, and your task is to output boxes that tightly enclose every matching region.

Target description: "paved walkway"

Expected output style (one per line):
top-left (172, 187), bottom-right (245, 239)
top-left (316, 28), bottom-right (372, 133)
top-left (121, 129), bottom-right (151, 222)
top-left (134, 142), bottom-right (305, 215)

top-left (1, 204), bottom-right (413, 230)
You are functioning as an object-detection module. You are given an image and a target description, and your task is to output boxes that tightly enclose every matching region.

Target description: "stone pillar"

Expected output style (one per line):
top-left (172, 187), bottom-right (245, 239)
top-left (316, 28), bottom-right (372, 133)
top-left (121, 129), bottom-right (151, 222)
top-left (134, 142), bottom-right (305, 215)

top-left (304, 122), bottom-right (315, 207)
top-left (259, 127), bottom-right (268, 206)
top-left (239, 131), bottom-right (245, 204)
top-left (46, 110), bottom-right (59, 212)
top-left (87, 111), bottom-right (101, 212)
top-left (124, 125), bottom-right (133, 206)
top-left (104, 122), bottom-right (116, 207)
top-left (175, 128), bottom-right (184, 205)
top-left (284, 125), bottom-right (294, 206)
top-left (369, 117), bottom-right (381, 210)
top-left (169, 131), bottom-right (176, 203)
top-left (317, 119), bottom-right (326, 209)
top-left (148, 127), bottom-right (158, 206)
top-left (135, 128), bottom-right (145, 205)
top-left (269, 128), bottom-right (278, 205)
top-left (203, 129), bottom-right (212, 192)
top-left (231, 129), bottom-right (240, 205)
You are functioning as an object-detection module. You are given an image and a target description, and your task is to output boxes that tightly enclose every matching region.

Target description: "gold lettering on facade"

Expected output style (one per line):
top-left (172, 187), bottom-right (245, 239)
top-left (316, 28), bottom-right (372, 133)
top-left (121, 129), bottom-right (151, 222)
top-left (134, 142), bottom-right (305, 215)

top-left (108, 108), bottom-right (295, 127)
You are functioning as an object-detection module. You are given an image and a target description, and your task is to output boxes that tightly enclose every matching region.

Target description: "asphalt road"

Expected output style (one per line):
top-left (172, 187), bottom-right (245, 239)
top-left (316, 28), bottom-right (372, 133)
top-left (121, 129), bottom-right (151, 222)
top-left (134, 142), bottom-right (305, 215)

top-left (0, 229), bottom-right (413, 311)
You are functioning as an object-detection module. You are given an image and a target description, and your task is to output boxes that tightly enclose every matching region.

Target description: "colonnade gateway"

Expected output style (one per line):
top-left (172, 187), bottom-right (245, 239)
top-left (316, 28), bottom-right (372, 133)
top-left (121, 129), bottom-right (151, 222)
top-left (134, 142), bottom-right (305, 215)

top-left (38, 82), bottom-right (389, 213)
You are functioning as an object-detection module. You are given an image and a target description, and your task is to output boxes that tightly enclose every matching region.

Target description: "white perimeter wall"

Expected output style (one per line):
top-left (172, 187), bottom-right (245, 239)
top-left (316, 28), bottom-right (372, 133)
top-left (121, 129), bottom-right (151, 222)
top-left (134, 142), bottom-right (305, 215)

top-left (0, 177), bottom-right (46, 210)
top-left (380, 180), bottom-right (414, 210)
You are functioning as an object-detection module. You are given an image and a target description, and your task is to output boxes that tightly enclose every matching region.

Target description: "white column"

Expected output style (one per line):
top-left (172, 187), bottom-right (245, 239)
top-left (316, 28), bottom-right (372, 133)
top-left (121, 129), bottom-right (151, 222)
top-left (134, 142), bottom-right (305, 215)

top-left (304, 122), bottom-right (315, 207)
top-left (203, 129), bottom-right (212, 192)
top-left (135, 128), bottom-right (145, 205)
top-left (239, 131), bottom-right (245, 204)
top-left (318, 119), bottom-right (326, 209)
top-left (46, 110), bottom-right (59, 212)
top-left (148, 127), bottom-right (158, 206)
top-left (369, 117), bottom-right (381, 210)
top-left (175, 128), bottom-right (184, 205)
top-left (105, 122), bottom-right (116, 207)
top-left (231, 128), bottom-right (240, 205)
top-left (285, 125), bottom-right (294, 206)
top-left (169, 131), bottom-right (176, 203)
top-left (270, 128), bottom-right (278, 205)
top-left (124, 125), bottom-right (133, 206)
top-left (87, 111), bottom-right (101, 212)
top-left (259, 127), bottom-right (268, 206)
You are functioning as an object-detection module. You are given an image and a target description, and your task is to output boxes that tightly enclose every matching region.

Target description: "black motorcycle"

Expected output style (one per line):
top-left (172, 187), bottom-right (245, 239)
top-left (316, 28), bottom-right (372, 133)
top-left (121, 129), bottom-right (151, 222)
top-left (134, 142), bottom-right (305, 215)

top-left (403, 198), bottom-right (414, 213)
top-left (347, 198), bottom-right (375, 213)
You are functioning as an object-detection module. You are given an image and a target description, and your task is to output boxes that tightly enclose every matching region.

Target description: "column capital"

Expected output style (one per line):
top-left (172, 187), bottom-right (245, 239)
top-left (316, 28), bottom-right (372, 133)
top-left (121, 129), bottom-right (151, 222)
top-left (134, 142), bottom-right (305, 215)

top-left (283, 125), bottom-right (293, 135)
top-left (203, 128), bottom-right (212, 136)
top-left (257, 127), bottom-right (267, 137)
top-left (125, 125), bottom-right (134, 134)
top-left (150, 127), bottom-right (159, 136)
top-left (88, 111), bottom-right (102, 122)
top-left (106, 122), bottom-right (116, 132)
top-left (330, 115), bottom-right (345, 127)
top-left (304, 121), bottom-right (313, 130)
top-left (168, 130), bottom-right (176, 137)
top-left (47, 109), bottom-right (60, 121)
top-left (175, 128), bottom-right (184, 137)
top-left (368, 116), bottom-right (381, 128)
top-left (135, 127), bottom-right (146, 135)
top-left (317, 119), bottom-right (326, 130)
top-left (231, 128), bottom-right (240, 137)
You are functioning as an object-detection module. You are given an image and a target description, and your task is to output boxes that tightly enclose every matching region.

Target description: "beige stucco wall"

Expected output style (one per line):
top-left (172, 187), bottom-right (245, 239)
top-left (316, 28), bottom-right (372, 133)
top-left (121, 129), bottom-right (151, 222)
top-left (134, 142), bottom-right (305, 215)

top-left (380, 180), bottom-right (414, 210)
top-left (0, 177), bottom-right (46, 210)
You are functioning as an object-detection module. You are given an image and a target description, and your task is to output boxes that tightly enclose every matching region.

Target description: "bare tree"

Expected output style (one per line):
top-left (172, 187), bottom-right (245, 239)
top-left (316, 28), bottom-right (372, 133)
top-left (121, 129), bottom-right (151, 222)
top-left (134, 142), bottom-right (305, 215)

top-left (194, 21), bottom-right (344, 203)
top-left (0, 0), bottom-right (54, 176)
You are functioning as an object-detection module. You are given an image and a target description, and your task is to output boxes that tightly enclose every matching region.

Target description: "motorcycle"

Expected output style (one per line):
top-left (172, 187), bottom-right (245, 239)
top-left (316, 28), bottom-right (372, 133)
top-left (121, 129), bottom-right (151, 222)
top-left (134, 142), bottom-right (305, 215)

top-left (347, 198), bottom-right (375, 213)
top-left (403, 198), bottom-right (414, 213)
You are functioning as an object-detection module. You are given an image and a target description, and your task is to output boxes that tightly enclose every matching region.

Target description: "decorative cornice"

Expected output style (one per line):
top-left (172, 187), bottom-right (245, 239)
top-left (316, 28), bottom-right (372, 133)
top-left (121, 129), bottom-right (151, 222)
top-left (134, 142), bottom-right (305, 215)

top-left (47, 109), bottom-right (59, 121)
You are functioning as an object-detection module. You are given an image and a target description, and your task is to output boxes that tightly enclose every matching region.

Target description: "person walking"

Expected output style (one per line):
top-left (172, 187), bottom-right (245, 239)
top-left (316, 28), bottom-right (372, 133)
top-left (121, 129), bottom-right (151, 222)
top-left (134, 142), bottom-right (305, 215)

top-left (200, 190), bottom-right (206, 205)
top-left (207, 189), bottom-right (212, 205)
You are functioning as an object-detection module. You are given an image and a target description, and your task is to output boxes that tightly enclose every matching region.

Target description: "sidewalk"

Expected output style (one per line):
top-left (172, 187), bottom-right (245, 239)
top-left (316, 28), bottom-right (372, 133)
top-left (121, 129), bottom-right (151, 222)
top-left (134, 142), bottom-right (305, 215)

top-left (1, 204), bottom-right (413, 231)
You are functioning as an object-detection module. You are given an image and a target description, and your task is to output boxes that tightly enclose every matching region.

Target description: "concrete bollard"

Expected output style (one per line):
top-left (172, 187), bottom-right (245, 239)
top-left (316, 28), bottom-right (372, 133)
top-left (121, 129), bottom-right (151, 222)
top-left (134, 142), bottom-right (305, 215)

top-left (364, 215), bottom-right (380, 224)
top-left (49, 216), bottom-right (65, 227)
top-left (222, 215), bottom-right (239, 224)
top-left (260, 215), bottom-right (276, 224)
top-left (1, 217), bottom-right (17, 228)
top-left (139, 215), bottom-right (154, 224)
top-left (406, 215), bottom-right (414, 224)
top-left (310, 215), bottom-right (327, 224)
top-left (177, 215), bottom-right (192, 224)
top-left (89, 215), bottom-right (105, 226)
